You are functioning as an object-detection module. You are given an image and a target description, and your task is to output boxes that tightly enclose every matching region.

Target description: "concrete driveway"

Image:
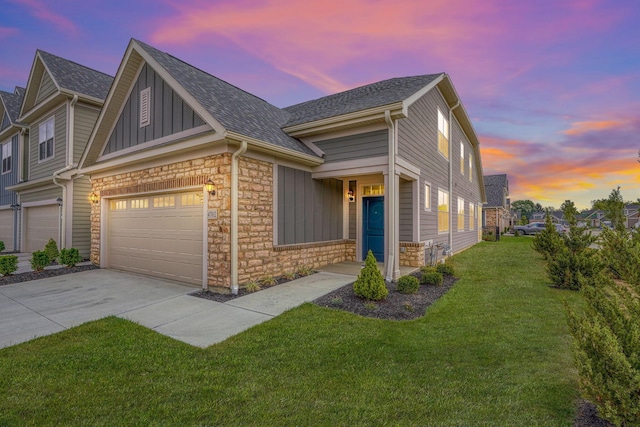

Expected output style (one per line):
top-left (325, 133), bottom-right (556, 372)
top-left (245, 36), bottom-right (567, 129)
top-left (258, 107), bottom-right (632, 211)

top-left (0, 268), bottom-right (355, 350)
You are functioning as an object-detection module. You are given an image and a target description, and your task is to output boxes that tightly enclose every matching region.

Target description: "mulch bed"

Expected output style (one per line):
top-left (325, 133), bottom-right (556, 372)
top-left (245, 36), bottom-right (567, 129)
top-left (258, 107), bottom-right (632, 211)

top-left (192, 273), bottom-right (314, 303)
top-left (0, 264), bottom-right (99, 286)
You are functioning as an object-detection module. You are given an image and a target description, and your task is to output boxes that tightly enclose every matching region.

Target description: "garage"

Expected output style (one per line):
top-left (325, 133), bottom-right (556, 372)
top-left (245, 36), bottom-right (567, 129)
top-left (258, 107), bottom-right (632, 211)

top-left (0, 209), bottom-right (13, 250)
top-left (107, 191), bottom-right (204, 285)
top-left (24, 204), bottom-right (60, 252)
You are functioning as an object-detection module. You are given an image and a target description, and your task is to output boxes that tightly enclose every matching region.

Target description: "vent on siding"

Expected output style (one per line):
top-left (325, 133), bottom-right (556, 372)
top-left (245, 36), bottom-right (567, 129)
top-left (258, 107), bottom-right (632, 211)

top-left (139, 87), bottom-right (151, 127)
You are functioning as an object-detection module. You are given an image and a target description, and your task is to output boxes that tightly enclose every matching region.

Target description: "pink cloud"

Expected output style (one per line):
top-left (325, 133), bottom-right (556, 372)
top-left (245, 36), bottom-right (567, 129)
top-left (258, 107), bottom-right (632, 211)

top-left (0, 27), bottom-right (18, 39)
top-left (10, 0), bottom-right (78, 36)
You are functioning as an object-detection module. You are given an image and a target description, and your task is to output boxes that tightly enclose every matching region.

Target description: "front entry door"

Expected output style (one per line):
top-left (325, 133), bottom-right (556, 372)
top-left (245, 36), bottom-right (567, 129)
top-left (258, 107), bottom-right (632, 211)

top-left (363, 196), bottom-right (384, 261)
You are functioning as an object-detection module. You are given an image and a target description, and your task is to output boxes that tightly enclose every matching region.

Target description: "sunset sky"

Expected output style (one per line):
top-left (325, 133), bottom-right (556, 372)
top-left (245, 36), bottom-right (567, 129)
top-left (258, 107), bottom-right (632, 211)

top-left (1, 0), bottom-right (638, 209)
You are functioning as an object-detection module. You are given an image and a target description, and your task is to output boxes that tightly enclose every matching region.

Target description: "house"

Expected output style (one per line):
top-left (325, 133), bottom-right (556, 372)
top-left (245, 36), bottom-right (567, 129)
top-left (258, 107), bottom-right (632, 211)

top-left (0, 87), bottom-right (27, 251)
top-left (531, 210), bottom-right (564, 224)
top-left (482, 174), bottom-right (510, 232)
top-left (625, 204), bottom-right (639, 228)
top-left (578, 209), bottom-right (605, 228)
top-left (79, 39), bottom-right (486, 292)
top-left (6, 50), bottom-right (113, 256)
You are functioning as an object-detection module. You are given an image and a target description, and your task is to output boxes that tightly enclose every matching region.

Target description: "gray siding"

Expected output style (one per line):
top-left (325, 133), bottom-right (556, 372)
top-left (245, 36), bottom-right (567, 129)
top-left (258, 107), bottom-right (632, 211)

top-left (19, 186), bottom-right (62, 203)
top-left (0, 133), bottom-right (19, 206)
top-left (71, 176), bottom-right (91, 257)
top-left (103, 63), bottom-right (205, 154)
top-left (1, 112), bottom-right (10, 131)
top-left (36, 71), bottom-right (56, 103)
top-left (397, 88), bottom-right (482, 252)
top-left (314, 130), bottom-right (387, 163)
top-left (399, 178), bottom-right (413, 241)
top-left (73, 105), bottom-right (99, 164)
top-left (277, 165), bottom-right (343, 245)
top-left (29, 106), bottom-right (67, 180)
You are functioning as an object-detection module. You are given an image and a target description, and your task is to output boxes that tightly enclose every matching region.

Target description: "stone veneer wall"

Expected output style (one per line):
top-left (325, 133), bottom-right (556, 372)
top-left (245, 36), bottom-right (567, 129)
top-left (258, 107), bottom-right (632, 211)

top-left (399, 241), bottom-right (425, 267)
top-left (91, 154), bottom-right (356, 290)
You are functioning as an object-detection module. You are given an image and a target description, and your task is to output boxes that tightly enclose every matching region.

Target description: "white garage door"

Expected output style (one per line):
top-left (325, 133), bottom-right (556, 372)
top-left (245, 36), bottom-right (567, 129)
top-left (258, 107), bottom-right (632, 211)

top-left (0, 209), bottom-right (13, 250)
top-left (108, 192), bottom-right (204, 285)
top-left (25, 204), bottom-right (59, 252)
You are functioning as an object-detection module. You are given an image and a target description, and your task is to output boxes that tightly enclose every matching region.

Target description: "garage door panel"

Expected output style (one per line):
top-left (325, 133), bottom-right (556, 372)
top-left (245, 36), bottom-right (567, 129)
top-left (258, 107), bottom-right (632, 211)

top-left (108, 192), bottom-right (203, 285)
top-left (25, 205), bottom-right (59, 252)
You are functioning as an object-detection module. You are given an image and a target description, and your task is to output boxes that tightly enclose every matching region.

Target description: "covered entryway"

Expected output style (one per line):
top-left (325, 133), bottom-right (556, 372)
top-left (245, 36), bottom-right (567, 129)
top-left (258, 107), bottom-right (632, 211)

top-left (0, 209), bottom-right (13, 250)
top-left (107, 191), bottom-right (204, 285)
top-left (24, 204), bottom-right (59, 252)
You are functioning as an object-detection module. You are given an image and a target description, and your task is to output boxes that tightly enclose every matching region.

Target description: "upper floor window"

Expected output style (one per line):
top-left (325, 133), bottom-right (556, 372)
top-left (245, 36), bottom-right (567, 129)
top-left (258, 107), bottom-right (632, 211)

top-left (424, 183), bottom-right (431, 210)
top-left (1, 141), bottom-right (11, 174)
top-left (469, 152), bottom-right (473, 182)
top-left (38, 117), bottom-right (55, 161)
top-left (437, 109), bottom-right (449, 159)
top-left (460, 142), bottom-right (465, 174)
top-left (438, 189), bottom-right (449, 232)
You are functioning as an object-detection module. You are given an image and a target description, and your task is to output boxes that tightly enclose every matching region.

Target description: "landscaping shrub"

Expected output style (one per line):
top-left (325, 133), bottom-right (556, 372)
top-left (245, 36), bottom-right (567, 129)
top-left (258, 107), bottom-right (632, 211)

top-left (436, 262), bottom-right (455, 277)
top-left (244, 281), bottom-right (261, 293)
top-left (532, 211), bottom-right (563, 260)
top-left (43, 238), bottom-right (59, 263)
top-left (353, 250), bottom-right (388, 301)
top-left (0, 240), bottom-right (5, 252)
top-left (598, 226), bottom-right (640, 286)
top-left (420, 265), bottom-right (436, 274)
top-left (546, 225), bottom-right (600, 290)
top-left (59, 248), bottom-right (82, 267)
top-left (421, 271), bottom-right (443, 286)
top-left (0, 255), bottom-right (18, 275)
top-left (396, 275), bottom-right (419, 294)
top-left (260, 275), bottom-right (277, 286)
top-left (30, 251), bottom-right (50, 272)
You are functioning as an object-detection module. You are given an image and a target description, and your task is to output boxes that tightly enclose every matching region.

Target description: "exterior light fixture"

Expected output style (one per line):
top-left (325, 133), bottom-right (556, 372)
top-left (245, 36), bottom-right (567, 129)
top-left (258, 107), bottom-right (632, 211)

top-left (205, 179), bottom-right (217, 196)
top-left (347, 190), bottom-right (355, 202)
top-left (56, 197), bottom-right (63, 206)
top-left (10, 203), bottom-right (20, 211)
top-left (89, 192), bottom-right (99, 204)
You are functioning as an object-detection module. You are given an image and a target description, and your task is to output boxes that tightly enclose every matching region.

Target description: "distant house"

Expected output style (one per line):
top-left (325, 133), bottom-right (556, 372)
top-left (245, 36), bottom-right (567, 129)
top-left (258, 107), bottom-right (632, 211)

top-left (625, 204), bottom-right (640, 228)
top-left (531, 210), bottom-right (564, 224)
top-left (76, 39), bottom-right (488, 291)
top-left (482, 174), bottom-right (510, 232)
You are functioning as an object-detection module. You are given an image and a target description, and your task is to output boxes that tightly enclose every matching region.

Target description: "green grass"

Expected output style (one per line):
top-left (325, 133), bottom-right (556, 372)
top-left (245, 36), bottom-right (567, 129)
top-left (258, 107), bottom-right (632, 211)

top-left (0, 237), bottom-right (583, 426)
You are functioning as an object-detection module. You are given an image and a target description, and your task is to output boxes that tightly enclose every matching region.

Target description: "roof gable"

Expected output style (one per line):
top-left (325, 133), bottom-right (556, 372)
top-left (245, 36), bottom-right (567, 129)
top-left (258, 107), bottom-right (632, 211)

top-left (0, 87), bottom-right (25, 132)
top-left (483, 174), bottom-right (508, 207)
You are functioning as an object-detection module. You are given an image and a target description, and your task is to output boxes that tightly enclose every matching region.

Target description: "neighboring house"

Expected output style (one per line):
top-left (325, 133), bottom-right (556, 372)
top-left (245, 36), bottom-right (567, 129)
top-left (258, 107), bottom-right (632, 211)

top-left (0, 87), bottom-right (27, 251)
top-left (625, 204), bottom-right (639, 228)
top-left (530, 210), bottom-right (564, 224)
top-left (79, 39), bottom-right (486, 291)
top-left (7, 50), bottom-right (113, 256)
top-left (482, 174), bottom-right (510, 232)
top-left (578, 209), bottom-right (605, 228)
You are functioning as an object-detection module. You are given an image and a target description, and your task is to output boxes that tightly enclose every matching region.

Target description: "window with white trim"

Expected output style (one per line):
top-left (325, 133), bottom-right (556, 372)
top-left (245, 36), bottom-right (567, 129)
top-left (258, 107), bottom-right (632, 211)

top-left (469, 152), bottom-right (473, 182)
top-left (139, 87), bottom-right (151, 127)
top-left (424, 183), bottom-right (431, 210)
top-left (460, 142), bottom-right (464, 174)
top-left (38, 117), bottom-right (55, 161)
top-left (458, 197), bottom-right (465, 231)
top-left (437, 108), bottom-right (449, 159)
top-left (438, 189), bottom-right (449, 232)
top-left (469, 203), bottom-right (475, 230)
top-left (2, 141), bottom-right (11, 174)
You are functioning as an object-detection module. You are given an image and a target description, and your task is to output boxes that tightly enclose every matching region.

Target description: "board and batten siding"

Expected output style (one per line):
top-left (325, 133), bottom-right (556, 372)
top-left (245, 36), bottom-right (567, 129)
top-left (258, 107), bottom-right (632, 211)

top-left (29, 106), bottom-right (66, 180)
top-left (0, 133), bottom-right (20, 206)
top-left (19, 186), bottom-right (62, 204)
top-left (313, 130), bottom-right (387, 163)
top-left (103, 63), bottom-right (206, 155)
top-left (277, 165), bottom-right (343, 245)
top-left (71, 176), bottom-right (91, 257)
top-left (399, 178), bottom-right (413, 241)
top-left (73, 105), bottom-right (100, 164)
top-left (36, 71), bottom-right (57, 104)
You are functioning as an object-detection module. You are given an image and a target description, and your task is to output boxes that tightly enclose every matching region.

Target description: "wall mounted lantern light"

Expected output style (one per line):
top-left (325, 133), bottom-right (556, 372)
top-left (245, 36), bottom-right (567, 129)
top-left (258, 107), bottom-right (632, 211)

top-left (205, 179), bottom-right (217, 196)
top-left (56, 197), bottom-right (63, 207)
top-left (347, 190), bottom-right (355, 203)
top-left (10, 203), bottom-right (21, 211)
top-left (89, 192), bottom-right (99, 204)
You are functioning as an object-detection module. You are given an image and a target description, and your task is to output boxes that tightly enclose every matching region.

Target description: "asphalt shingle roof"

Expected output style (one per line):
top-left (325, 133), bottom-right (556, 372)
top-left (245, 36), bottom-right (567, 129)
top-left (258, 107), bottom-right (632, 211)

top-left (0, 87), bottom-right (25, 124)
top-left (38, 50), bottom-right (113, 101)
top-left (283, 74), bottom-right (443, 127)
top-left (483, 174), bottom-right (508, 207)
top-left (135, 40), bottom-right (316, 157)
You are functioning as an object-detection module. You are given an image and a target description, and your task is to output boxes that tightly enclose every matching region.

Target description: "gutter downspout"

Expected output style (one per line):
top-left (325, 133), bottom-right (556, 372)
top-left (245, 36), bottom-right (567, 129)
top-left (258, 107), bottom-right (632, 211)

top-left (384, 110), bottom-right (399, 281)
top-left (448, 101), bottom-right (460, 254)
top-left (52, 95), bottom-right (79, 249)
top-left (230, 140), bottom-right (248, 294)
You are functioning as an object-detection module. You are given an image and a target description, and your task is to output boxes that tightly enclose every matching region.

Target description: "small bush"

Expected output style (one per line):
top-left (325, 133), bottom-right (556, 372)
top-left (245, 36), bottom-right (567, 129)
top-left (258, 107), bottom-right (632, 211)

top-left (282, 271), bottom-right (298, 281)
top-left (59, 248), bottom-right (82, 267)
top-left (43, 238), bottom-right (59, 263)
top-left (30, 251), bottom-right (50, 272)
top-left (353, 250), bottom-right (388, 301)
top-left (296, 266), bottom-right (313, 277)
top-left (0, 255), bottom-right (18, 275)
top-left (421, 271), bottom-right (443, 286)
top-left (0, 240), bottom-right (5, 252)
top-left (420, 265), bottom-right (436, 274)
top-left (330, 297), bottom-right (343, 306)
top-left (364, 302), bottom-right (377, 311)
top-left (403, 303), bottom-right (415, 312)
top-left (396, 275), bottom-right (419, 294)
top-left (436, 263), bottom-right (455, 277)
top-left (244, 281), bottom-right (261, 293)
top-left (260, 275), bottom-right (277, 287)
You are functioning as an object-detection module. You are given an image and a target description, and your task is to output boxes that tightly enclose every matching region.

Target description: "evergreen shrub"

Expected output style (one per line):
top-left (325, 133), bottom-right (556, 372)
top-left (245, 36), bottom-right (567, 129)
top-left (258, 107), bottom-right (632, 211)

top-left (353, 250), bottom-right (388, 301)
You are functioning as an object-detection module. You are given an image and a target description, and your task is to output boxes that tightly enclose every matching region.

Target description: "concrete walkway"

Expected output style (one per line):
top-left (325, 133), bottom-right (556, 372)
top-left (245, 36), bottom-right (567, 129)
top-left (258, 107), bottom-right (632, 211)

top-left (0, 268), bottom-right (355, 350)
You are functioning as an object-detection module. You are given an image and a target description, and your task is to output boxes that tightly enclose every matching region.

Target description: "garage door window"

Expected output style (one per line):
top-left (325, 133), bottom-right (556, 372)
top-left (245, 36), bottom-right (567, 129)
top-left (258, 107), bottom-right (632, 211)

top-left (181, 193), bottom-right (202, 206)
top-left (130, 198), bottom-right (149, 209)
top-left (153, 196), bottom-right (175, 208)
top-left (111, 200), bottom-right (126, 210)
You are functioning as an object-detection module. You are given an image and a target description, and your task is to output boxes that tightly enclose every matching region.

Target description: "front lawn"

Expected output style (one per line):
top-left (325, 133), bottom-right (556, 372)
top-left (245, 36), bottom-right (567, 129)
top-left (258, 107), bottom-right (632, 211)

top-left (0, 237), bottom-right (582, 426)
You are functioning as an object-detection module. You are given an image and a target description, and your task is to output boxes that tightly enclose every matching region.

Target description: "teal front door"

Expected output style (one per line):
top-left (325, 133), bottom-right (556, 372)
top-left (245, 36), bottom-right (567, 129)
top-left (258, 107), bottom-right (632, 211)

top-left (363, 196), bottom-right (384, 261)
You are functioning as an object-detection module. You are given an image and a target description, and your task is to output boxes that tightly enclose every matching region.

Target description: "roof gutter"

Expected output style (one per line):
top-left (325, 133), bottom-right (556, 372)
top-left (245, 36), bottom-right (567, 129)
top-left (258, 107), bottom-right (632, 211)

top-left (225, 131), bottom-right (322, 166)
top-left (230, 140), bottom-right (248, 294)
top-left (448, 100), bottom-right (460, 254)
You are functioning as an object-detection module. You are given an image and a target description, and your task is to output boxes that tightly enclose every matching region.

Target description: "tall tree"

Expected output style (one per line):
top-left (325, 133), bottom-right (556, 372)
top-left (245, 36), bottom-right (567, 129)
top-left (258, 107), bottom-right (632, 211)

top-left (560, 199), bottom-right (579, 225)
top-left (511, 200), bottom-right (536, 220)
top-left (592, 187), bottom-right (627, 230)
